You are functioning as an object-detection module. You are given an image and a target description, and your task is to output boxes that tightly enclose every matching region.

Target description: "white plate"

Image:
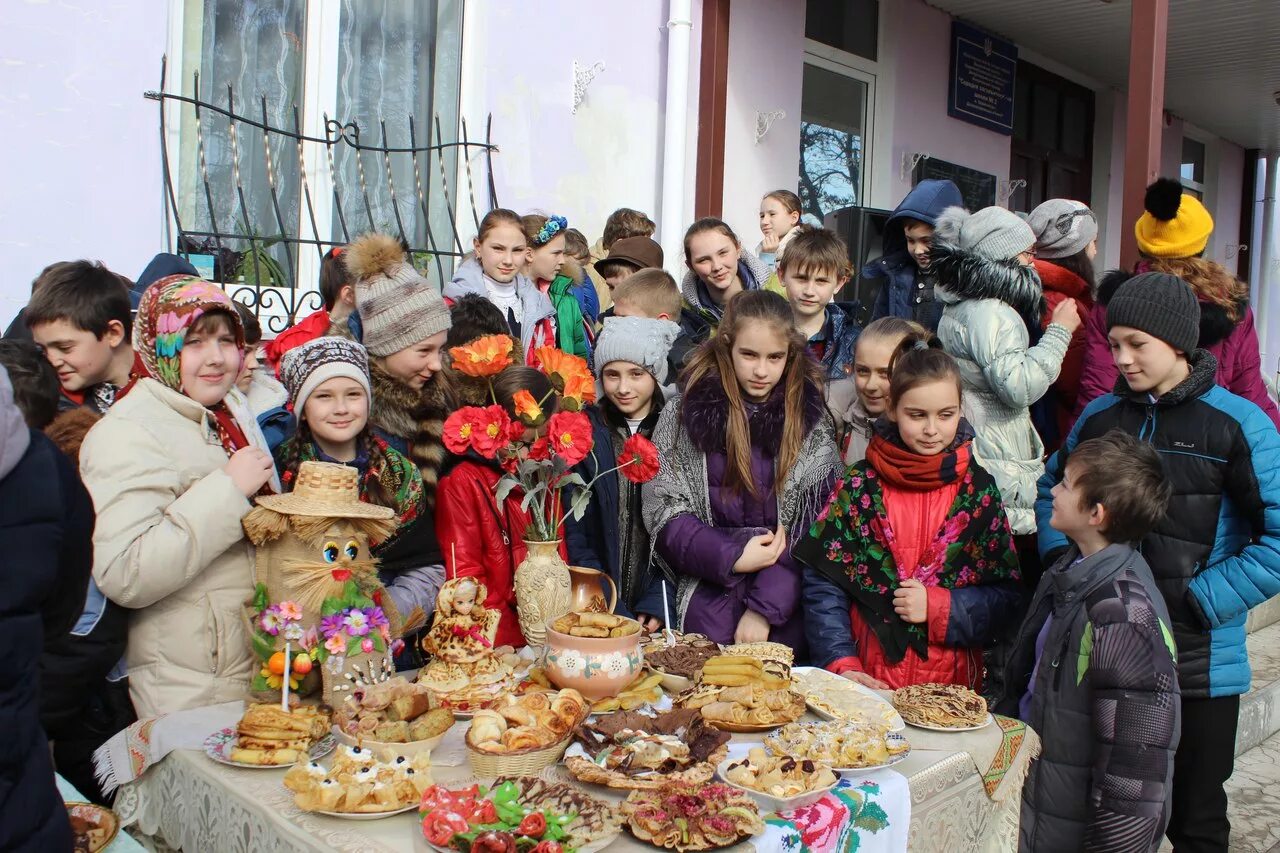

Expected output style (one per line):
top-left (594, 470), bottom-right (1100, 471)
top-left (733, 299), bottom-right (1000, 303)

top-left (715, 754), bottom-right (840, 814)
top-left (830, 731), bottom-right (912, 772)
top-left (421, 834), bottom-right (620, 853)
top-left (903, 712), bottom-right (994, 732)
top-left (791, 667), bottom-right (905, 732)
top-left (203, 727), bottom-right (335, 769)
top-left (316, 803), bottom-right (417, 820)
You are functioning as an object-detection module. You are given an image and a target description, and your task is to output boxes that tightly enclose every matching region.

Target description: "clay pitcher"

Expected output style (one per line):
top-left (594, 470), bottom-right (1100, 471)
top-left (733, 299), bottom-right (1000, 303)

top-left (513, 539), bottom-right (573, 647)
top-left (568, 565), bottom-right (618, 614)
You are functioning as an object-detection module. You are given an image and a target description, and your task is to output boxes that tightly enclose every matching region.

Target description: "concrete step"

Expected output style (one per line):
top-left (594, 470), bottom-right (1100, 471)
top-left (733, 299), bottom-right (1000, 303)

top-left (1237, 621), bottom-right (1280, 757)
top-left (1246, 595), bottom-right (1280, 634)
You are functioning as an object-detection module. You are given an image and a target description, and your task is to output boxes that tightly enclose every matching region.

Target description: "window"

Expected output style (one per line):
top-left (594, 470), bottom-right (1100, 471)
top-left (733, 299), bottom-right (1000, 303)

top-left (798, 60), bottom-right (872, 219)
top-left (1181, 136), bottom-right (1206, 198)
top-left (172, 0), bottom-right (463, 303)
top-left (805, 0), bottom-right (878, 61)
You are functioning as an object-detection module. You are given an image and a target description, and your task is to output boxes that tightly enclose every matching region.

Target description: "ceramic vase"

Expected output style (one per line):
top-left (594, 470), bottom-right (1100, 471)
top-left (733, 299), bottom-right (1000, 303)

top-left (513, 539), bottom-right (573, 647)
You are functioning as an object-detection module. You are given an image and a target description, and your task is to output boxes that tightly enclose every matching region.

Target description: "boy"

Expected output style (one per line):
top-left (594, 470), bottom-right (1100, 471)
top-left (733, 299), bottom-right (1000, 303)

top-left (596, 236), bottom-right (665, 300)
top-left (1002, 430), bottom-right (1179, 852)
top-left (778, 228), bottom-right (859, 380)
top-left (1036, 272), bottom-right (1280, 851)
top-left (865, 179), bottom-right (963, 331)
top-left (25, 260), bottom-right (145, 412)
top-left (610, 269), bottom-right (693, 385)
top-left (565, 315), bottom-right (680, 629)
top-left (265, 246), bottom-right (356, 371)
top-left (590, 208), bottom-right (658, 314)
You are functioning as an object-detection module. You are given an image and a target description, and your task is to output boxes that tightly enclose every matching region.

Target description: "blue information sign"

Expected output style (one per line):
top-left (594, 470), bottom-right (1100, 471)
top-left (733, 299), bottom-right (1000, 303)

top-left (947, 20), bottom-right (1017, 136)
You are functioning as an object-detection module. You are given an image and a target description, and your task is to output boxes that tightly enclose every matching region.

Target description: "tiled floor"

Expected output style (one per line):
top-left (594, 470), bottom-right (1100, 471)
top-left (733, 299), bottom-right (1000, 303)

top-left (1222, 732), bottom-right (1280, 852)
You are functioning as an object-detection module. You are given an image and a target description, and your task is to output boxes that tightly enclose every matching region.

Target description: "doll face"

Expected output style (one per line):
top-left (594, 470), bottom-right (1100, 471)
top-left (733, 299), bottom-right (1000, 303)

top-left (888, 378), bottom-right (961, 455)
top-left (453, 583), bottom-right (477, 615)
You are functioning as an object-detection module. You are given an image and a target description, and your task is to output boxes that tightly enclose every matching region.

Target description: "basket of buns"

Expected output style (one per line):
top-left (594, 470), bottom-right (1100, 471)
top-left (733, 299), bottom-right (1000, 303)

top-left (464, 688), bottom-right (591, 776)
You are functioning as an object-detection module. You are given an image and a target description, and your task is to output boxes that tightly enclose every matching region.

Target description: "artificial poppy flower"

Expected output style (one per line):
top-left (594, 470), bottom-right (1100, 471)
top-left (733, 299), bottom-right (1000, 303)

top-left (449, 334), bottom-right (515, 377)
top-left (618, 433), bottom-right (661, 483)
top-left (528, 436), bottom-right (551, 461)
top-left (534, 346), bottom-right (591, 392)
top-left (545, 411), bottom-right (592, 466)
top-left (559, 371), bottom-right (597, 412)
top-left (443, 406), bottom-right (487, 454)
top-left (512, 388), bottom-right (545, 425)
top-left (471, 404), bottom-right (516, 458)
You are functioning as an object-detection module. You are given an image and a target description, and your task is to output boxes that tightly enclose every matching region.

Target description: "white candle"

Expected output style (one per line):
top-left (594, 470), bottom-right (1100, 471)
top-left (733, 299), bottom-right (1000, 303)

top-left (281, 641), bottom-right (292, 712)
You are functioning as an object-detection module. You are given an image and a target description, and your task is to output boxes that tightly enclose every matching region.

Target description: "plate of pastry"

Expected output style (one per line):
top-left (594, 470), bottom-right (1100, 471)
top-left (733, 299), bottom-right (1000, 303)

top-left (621, 780), bottom-right (764, 851)
top-left (563, 707), bottom-right (732, 790)
top-left (204, 703), bottom-right (334, 768)
top-left (765, 720), bottom-right (911, 770)
top-left (675, 683), bottom-right (806, 732)
top-left (717, 746), bottom-right (841, 812)
top-left (791, 666), bottom-right (905, 731)
top-left (891, 683), bottom-right (992, 730)
top-left (284, 749), bottom-right (434, 818)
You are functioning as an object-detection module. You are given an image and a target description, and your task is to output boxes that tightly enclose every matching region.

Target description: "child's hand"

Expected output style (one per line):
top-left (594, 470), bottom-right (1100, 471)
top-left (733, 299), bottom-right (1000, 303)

top-left (841, 670), bottom-right (890, 690)
top-left (733, 526), bottom-right (787, 574)
top-left (893, 579), bottom-right (928, 623)
top-left (734, 608), bottom-right (771, 644)
top-left (760, 232), bottom-right (781, 253)
top-left (224, 447), bottom-right (274, 496)
top-left (1050, 298), bottom-right (1082, 334)
top-left (636, 613), bottom-right (662, 633)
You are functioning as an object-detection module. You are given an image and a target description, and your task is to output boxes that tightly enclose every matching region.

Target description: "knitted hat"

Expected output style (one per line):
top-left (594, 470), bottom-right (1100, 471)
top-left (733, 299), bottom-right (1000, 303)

top-left (280, 336), bottom-right (372, 416)
top-left (1028, 199), bottom-right (1098, 259)
top-left (932, 206), bottom-right (1035, 263)
top-left (134, 274), bottom-right (245, 392)
top-left (1106, 271), bottom-right (1201, 354)
top-left (593, 316), bottom-right (682, 385)
top-left (598, 236), bottom-right (664, 273)
top-left (1134, 178), bottom-right (1214, 258)
top-left (344, 233), bottom-right (451, 357)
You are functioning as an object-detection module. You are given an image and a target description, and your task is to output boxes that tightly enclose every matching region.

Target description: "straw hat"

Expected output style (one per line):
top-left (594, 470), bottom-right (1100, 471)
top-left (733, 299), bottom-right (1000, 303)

top-left (255, 461), bottom-right (394, 519)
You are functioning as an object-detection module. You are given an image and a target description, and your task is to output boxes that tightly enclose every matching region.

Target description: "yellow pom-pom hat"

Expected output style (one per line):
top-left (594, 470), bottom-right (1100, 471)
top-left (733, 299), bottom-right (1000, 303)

top-left (1134, 177), bottom-right (1214, 258)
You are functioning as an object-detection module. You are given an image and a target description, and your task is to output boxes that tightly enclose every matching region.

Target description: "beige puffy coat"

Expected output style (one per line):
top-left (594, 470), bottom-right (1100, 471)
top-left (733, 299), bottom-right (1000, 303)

top-left (80, 378), bottom-right (279, 716)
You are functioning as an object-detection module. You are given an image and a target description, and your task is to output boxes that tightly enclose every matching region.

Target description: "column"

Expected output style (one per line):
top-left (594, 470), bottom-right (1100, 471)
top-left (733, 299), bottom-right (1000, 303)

top-left (1119, 0), bottom-right (1169, 268)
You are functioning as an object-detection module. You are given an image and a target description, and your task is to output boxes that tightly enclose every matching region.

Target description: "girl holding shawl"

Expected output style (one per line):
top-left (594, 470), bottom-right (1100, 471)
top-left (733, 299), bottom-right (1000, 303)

top-left (795, 335), bottom-right (1023, 691)
top-left (642, 290), bottom-right (840, 659)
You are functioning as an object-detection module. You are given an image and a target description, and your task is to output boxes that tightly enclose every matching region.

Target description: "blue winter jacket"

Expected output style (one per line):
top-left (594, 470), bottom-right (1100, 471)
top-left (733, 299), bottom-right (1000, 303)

top-left (564, 403), bottom-right (674, 622)
top-left (1036, 350), bottom-right (1280, 698)
top-left (865, 179), bottom-right (963, 331)
top-left (810, 301), bottom-right (862, 381)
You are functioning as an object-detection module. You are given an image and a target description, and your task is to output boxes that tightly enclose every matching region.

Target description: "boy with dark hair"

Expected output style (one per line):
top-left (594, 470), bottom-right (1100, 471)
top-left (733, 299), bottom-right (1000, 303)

top-left (444, 294), bottom-right (510, 408)
top-left (590, 208), bottom-right (659, 315)
top-left (596, 236), bottom-right (665, 298)
top-left (1002, 430), bottom-right (1179, 852)
top-left (865, 179), bottom-right (964, 331)
top-left (1036, 271), bottom-right (1280, 851)
top-left (25, 260), bottom-right (145, 412)
top-left (778, 228), bottom-right (859, 380)
top-left (0, 340), bottom-right (60, 428)
top-left (610, 269), bottom-right (694, 384)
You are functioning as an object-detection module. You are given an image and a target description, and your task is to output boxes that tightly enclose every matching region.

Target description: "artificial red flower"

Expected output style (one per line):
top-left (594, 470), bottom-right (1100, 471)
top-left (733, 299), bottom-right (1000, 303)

top-left (528, 437), bottom-right (551, 461)
top-left (443, 407), bottom-right (487, 454)
top-left (471, 404), bottom-right (515, 458)
top-left (534, 346), bottom-right (591, 392)
top-left (546, 411), bottom-right (592, 466)
top-left (512, 389), bottom-right (545, 425)
top-left (618, 433), bottom-right (661, 483)
top-left (449, 334), bottom-right (514, 377)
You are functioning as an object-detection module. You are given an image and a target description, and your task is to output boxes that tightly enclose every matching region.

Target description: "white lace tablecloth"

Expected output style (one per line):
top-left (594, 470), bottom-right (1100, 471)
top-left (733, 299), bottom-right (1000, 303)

top-left (115, 725), bottom-right (1019, 852)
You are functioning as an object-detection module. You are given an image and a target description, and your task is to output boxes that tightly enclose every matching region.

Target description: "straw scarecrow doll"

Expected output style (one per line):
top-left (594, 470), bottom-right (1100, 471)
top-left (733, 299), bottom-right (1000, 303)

top-left (243, 461), bottom-right (404, 706)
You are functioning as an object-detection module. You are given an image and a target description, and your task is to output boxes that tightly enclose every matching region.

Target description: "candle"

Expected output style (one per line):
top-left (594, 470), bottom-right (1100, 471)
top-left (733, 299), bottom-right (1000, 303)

top-left (281, 641), bottom-right (292, 712)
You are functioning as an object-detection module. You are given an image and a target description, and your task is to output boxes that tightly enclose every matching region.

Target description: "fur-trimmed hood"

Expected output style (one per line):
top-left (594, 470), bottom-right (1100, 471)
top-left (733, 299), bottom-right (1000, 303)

top-left (931, 238), bottom-right (1046, 332)
top-left (43, 407), bottom-right (101, 468)
top-left (680, 370), bottom-right (826, 457)
top-left (1097, 267), bottom-right (1249, 349)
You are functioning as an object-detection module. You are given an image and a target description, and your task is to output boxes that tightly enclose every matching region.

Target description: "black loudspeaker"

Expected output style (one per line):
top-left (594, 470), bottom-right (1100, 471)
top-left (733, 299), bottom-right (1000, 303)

top-left (823, 205), bottom-right (892, 324)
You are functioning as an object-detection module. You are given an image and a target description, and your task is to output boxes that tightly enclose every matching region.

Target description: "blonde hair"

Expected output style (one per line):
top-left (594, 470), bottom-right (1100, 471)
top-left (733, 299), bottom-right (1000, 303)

top-left (612, 269), bottom-right (682, 318)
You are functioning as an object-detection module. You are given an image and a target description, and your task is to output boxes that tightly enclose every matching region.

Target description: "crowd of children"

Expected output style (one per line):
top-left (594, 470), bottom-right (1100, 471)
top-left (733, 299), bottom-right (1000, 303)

top-left (6, 176), bottom-right (1280, 852)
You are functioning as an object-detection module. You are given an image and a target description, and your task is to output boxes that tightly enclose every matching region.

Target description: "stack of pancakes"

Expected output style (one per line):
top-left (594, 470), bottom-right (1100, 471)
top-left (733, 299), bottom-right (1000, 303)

top-left (230, 703), bottom-right (330, 765)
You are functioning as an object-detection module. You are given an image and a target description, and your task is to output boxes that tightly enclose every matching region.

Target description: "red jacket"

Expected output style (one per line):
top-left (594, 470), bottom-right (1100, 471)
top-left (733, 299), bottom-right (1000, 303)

top-left (264, 308), bottom-right (331, 375)
top-left (1034, 259), bottom-right (1093, 452)
top-left (434, 458), bottom-right (568, 649)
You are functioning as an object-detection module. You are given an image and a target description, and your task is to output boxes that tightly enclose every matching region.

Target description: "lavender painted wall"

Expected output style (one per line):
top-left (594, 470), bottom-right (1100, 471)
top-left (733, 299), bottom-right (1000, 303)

top-left (1, 2), bottom-right (165, 327)
top-left (456, 0), bottom-right (701, 262)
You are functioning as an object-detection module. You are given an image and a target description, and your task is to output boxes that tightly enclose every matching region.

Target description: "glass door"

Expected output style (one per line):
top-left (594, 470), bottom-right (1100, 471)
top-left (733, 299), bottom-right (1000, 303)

top-left (798, 53), bottom-right (875, 221)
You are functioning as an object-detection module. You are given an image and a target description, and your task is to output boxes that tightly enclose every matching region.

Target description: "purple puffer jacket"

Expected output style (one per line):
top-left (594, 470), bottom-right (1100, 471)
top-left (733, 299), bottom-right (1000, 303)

top-left (1073, 269), bottom-right (1280, 432)
top-left (656, 376), bottom-right (832, 658)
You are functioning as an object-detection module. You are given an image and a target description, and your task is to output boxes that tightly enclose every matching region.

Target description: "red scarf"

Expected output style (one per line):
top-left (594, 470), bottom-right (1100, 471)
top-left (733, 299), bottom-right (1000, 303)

top-left (864, 433), bottom-right (971, 491)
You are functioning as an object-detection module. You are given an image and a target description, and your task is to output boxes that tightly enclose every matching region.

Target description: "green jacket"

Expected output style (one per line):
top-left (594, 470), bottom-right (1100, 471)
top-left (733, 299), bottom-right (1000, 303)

top-left (547, 274), bottom-right (590, 360)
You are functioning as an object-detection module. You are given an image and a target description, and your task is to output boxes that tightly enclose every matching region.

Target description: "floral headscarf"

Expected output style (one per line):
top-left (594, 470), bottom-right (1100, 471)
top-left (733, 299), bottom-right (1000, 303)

top-left (133, 274), bottom-right (245, 391)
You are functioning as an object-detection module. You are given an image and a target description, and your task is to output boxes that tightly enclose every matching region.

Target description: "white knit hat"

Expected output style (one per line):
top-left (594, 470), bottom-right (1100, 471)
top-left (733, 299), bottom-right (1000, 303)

top-left (593, 316), bottom-right (682, 385)
top-left (344, 233), bottom-right (452, 356)
top-left (280, 336), bottom-right (372, 416)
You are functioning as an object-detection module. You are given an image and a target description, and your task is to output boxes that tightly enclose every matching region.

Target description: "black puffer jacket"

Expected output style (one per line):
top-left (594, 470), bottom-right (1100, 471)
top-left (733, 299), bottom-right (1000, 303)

top-left (1037, 350), bottom-right (1280, 697)
top-left (996, 544), bottom-right (1180, 852)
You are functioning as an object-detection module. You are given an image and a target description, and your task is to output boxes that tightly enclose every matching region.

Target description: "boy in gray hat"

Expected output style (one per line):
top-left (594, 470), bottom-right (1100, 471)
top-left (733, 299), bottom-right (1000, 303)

top-left (564, 316), bottom-right (681, 630)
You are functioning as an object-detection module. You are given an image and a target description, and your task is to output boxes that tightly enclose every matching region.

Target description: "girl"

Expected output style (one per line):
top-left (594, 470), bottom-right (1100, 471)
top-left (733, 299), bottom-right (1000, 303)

top-left (81, 275), bottom-right (280, 716)
top-left (520, 213), bottom-right (593, 360)
top-left (828, 316), bottom-right (926, 464)
top-left (1074, 178), bottom-right (1280, 430)
top-left (930, 206), bottom-right (1080, 545)
top-left (643, 290), bottom-right (841, 655)
top-left (435, 366), bottom-right (571, 648)
top-left (680, 218), bottom-right (775, 348)
top-left (274, 336), bottom-right (442, 619)
top-left (1028, 199), bottom-right (1098, 452)
top-left (756, 189), bottom-right (803, 272)
top-left (796, 337), bottom-right (1022, 691)
top-left (445, 209), bottom-right (557, 364)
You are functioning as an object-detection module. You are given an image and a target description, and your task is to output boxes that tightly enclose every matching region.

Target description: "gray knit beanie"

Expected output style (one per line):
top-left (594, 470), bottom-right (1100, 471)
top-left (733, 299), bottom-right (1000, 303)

top-left (1106, 272), bottom-right (1201, 354)
top-left (344, 232), bottom-right (452, 357)
top-left (280, 336), bottom-right (372, 416)
top-left (593, 316), bottom-right (682, 385)
top-left (933, 205), bottom-right (1035, 263)
top-left (1028, 199), bottom-right (1098, 259)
